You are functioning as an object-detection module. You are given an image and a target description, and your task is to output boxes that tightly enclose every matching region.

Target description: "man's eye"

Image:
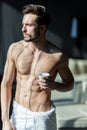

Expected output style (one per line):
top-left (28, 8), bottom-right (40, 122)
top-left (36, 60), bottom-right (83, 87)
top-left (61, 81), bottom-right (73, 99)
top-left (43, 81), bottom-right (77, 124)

top-left (27, 24), bottom-right (32, 26)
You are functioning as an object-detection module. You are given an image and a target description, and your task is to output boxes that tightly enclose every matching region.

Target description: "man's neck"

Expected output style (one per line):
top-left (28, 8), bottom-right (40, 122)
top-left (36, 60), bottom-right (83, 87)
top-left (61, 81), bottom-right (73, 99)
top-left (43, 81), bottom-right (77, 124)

top-left (26, 39), bottom-right (48, 50)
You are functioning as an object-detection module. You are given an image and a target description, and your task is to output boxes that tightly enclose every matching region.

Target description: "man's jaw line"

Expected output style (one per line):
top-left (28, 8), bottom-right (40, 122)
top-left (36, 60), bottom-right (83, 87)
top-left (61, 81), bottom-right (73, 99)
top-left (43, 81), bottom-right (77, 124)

top-left (23, 34), bottom-right (40, 43)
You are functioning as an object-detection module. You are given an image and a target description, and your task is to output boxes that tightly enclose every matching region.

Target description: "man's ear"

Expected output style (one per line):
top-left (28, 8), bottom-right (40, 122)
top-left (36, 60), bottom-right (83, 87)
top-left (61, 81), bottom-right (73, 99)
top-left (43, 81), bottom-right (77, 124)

top-left (40, 25), bottom-right (47, 33)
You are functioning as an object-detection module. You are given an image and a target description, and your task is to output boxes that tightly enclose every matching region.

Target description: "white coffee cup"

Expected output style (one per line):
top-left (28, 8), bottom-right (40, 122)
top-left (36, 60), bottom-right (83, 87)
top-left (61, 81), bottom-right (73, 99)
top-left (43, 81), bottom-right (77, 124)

top-left (38, 73), bottom-right (50, 80)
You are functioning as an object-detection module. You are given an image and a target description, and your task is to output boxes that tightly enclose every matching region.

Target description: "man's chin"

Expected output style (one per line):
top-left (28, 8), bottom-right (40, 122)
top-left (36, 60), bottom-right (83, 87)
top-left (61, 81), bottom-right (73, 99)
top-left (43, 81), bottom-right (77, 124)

top-left (24, 38), bottom-right (31, 42)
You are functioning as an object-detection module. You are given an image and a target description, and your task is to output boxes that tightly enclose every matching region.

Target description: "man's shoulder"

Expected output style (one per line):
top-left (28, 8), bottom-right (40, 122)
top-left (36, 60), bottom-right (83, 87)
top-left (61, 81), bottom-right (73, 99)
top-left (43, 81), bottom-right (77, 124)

top-left (9, 40), bottom-right (23, 48)
top-left (7, 40), bottom-right (24, 58)
top-left (7, 40), bottom-right (24, 54)
top-left (48, 41), bottom-right (63, 54)
top-left (48, 42), bottom-right (68, 60)
top-left (8, 40), bottom-right (23, 59)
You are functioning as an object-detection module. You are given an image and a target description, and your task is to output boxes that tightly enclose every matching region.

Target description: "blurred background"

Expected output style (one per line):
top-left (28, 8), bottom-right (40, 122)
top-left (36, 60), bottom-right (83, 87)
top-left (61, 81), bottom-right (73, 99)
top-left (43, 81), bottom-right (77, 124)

top-left (0, 0), bottom-right (87, 130)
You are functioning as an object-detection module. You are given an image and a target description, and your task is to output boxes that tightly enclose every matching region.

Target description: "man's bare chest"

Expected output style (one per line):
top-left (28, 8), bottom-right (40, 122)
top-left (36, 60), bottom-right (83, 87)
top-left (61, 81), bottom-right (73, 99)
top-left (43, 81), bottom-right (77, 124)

top-left (15, 47), bottom-right (58, 75)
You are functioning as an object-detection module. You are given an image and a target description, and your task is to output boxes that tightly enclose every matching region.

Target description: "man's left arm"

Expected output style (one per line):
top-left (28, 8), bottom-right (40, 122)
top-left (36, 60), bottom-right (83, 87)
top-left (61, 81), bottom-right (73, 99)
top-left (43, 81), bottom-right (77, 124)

top-left (49, 54), bottom-right (74, 92)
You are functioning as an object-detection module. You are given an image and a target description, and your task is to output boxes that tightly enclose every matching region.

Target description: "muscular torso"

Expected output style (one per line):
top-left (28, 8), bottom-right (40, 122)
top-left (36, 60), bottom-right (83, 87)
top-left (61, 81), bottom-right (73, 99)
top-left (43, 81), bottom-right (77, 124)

top-left (12, 41), bottom-right (61, 111)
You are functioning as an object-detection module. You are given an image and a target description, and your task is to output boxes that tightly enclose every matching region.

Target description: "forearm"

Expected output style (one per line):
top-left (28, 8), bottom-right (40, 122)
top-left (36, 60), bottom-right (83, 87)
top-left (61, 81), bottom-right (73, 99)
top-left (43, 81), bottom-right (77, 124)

top-left (52, 80), bottom-right (74, 92)
top-left (46, 75), bottom-right (74, 92)
top-left (52, 78), bottom-right (74, 92)
top-left (1, 83), bottom-right (12, 122)
top-left (39, 76), bottom-right (74, 92)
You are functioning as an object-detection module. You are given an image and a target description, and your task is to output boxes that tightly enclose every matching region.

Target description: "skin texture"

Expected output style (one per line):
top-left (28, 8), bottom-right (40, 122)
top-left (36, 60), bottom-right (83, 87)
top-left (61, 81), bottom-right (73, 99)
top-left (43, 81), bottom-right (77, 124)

top-left (1, 13), bottom-right (74, 130)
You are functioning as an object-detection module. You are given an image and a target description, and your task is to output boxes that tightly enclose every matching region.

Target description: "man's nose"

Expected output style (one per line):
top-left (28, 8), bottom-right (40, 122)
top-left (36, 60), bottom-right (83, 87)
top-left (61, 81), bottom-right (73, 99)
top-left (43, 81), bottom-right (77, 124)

top-left (22, 25), bottom-right (27, 32)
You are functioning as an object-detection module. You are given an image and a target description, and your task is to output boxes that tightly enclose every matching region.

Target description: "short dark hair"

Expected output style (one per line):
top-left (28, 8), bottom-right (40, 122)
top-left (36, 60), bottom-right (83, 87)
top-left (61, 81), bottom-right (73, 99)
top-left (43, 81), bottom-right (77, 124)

top-left (22, 4), bottom-right (51, 28)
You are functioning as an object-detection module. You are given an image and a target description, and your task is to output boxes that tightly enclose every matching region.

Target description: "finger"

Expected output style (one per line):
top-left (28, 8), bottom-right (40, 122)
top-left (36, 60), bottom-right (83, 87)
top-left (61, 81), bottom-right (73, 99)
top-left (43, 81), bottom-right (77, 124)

top-left (39, 81), bottom-right (47, 86)
top-left (39, 78), bottom-right (48, 83)
top-left (40, 85), bottom-right (48, 90)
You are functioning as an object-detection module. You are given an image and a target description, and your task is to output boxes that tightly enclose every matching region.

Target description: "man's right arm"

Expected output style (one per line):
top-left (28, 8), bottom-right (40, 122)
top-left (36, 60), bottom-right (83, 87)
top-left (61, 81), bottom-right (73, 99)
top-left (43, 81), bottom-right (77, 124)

top-left (1, 44), bottom-right (15, 129)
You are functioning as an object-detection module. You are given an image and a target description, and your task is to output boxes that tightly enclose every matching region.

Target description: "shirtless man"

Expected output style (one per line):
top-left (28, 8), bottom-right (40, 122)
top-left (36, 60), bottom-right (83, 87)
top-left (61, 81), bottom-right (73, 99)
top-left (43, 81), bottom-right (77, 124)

top-left (1, 4), bottom-right (74, 130)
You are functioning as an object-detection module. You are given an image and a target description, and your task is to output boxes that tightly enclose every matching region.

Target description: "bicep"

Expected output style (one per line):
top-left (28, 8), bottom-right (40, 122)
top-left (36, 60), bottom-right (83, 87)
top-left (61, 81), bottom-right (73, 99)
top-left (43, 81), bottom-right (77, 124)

top-left (2, 58), bottom-right (15, 85)
top-left (2, 44), bottom-right (16, 85)
top-left (57, 57), bottom-right (74, 84)
top-left (59, 67), bottom-right (73, 82)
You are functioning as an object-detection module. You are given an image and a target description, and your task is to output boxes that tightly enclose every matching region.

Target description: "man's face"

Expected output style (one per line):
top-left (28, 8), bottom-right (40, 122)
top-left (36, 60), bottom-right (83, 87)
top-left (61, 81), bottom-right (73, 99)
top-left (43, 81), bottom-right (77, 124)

top-left (22, 14), bottom-right (40, 42)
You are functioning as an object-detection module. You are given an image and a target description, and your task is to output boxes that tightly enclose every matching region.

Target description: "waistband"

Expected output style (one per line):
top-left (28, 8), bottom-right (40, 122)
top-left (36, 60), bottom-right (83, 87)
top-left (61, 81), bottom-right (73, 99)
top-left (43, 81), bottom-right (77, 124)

top-left (12, 99), bottom-right (55, 114)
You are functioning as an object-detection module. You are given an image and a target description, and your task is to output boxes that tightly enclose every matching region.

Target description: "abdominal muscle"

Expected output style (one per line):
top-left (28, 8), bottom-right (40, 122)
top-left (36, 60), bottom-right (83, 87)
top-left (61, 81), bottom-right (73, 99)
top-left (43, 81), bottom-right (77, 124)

top-left (14, 73), bottom-right (51, 112)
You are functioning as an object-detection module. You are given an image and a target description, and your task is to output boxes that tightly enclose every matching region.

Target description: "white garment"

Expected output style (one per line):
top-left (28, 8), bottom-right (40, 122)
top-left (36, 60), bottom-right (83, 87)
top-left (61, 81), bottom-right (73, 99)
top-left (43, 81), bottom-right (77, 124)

top-left (10, 100), bottom-right (57, 130)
